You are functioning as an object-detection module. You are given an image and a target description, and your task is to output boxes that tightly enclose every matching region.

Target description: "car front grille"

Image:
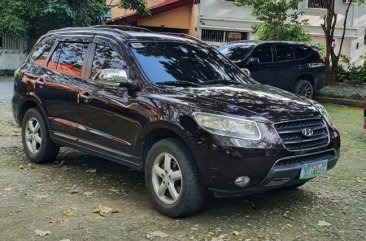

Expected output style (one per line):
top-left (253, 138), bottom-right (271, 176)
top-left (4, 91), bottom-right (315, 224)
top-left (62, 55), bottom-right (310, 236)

top-left (276, 150), bottom-right (336, 167)
top-left (274, 118), bottom-right (330, 151)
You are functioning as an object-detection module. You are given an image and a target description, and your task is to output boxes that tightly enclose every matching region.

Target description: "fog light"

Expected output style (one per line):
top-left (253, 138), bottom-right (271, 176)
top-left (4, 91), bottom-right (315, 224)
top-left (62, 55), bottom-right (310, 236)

top-left (234, 176), bottom-right (250, 187)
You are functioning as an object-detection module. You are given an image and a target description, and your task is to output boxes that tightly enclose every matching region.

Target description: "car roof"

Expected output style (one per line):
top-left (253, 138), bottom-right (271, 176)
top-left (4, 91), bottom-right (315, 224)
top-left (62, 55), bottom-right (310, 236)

top-left (221, 40), bottom-right (311, 46)
top-left (46, 26), bottom-right (201, 44)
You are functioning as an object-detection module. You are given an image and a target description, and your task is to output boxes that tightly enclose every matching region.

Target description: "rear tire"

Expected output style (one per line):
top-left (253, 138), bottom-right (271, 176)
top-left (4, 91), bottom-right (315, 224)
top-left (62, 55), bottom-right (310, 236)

top-left (294, 79), bottom-right (314, 99)
top-left (145, 138), bottom-right (205, 217)
top-left (21, 108), bottom-right (59, 163)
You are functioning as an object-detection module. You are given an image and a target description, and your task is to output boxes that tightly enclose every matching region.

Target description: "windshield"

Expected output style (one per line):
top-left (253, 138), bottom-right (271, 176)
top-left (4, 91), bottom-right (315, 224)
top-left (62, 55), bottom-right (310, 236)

top-left (218, 43), bottom-right (255, 63)
top-left (130, 41), bottom-right (253, 86)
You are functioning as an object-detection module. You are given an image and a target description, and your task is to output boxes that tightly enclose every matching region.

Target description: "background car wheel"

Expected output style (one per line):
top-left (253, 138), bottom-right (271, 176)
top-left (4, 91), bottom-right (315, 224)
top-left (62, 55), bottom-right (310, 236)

top-left (294, 79), bottom-right (314, 99)
top-left (145, 138), bottom-right (205, 217)
top-left (21, 108), bottom-right (59, 163)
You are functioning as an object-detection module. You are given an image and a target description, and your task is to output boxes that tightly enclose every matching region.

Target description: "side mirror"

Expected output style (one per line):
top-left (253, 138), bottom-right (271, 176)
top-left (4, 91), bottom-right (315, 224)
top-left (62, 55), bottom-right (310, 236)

top-left (241, 68), bottom-right (251, 77)
top-left (97, 69), bottom-right (137, 89)
top-left (247, 57), bottom-right (260, 66)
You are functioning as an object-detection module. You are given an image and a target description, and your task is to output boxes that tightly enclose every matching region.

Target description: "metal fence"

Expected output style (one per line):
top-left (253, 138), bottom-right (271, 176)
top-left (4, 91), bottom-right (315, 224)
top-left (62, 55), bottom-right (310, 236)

top-left (0, 35), bottom-right (27, 50)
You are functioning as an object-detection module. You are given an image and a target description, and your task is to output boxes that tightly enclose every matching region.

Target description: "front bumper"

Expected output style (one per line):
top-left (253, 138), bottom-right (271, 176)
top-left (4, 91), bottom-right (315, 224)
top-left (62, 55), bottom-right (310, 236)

top-left (189, 127), bottom-right (340, 194)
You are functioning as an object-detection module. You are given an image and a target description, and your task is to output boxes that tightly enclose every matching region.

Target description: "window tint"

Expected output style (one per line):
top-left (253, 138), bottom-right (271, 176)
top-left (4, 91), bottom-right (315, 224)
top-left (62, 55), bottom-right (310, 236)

top-left (31, 38), bottom-right (56, 65)
top-left (131, 41), bottom-right (252, 85)
top-left (219, 44), bottom-right (254, 64)
top-left (251, 44), bottom-right (272, 63)
top-left (91, 44), bottom-right (125, 79)
top-left (293, 45), bottom-right (313, 59)
top-left (275, 44), bottom-right (294, 62)
top-left (48, 42), bottom-right (89, 77)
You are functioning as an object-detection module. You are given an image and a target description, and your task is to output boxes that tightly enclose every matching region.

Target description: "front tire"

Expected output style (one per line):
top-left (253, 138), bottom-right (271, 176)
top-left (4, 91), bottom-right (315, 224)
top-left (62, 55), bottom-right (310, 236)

top-left (145, 138), bottom-right (205, 217)
top-left (21, 108), bottom-right (59, 163)
top-left (294, 79), bottom-right (314, 99)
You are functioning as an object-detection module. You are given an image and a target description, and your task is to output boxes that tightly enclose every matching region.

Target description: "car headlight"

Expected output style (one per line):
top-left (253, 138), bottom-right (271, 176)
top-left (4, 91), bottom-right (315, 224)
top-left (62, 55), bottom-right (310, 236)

top-left (316, 104), bottom-right (336, 129)
top-left (193, 113), bottom-right (261, 140)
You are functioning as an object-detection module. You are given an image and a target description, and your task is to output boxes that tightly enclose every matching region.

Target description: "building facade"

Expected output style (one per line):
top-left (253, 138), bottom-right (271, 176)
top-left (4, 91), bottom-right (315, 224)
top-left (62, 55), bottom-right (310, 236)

top-left (107, 0), bottom-right (199, 36)
top-left (198, 0), bottom-right (366, 65)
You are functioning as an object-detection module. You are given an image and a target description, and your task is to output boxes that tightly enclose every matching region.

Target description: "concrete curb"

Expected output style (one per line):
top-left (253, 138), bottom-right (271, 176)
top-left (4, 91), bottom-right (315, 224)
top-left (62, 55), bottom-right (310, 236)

top-left (315, 96), bottom-right (366, 108)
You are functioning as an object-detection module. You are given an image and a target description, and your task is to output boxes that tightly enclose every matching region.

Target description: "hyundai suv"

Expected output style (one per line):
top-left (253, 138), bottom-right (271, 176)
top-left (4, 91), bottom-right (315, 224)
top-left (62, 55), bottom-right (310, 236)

top-left (218, 41), bottom-right (325, 98)
top-left (12, 26), bottom-right (340, 217)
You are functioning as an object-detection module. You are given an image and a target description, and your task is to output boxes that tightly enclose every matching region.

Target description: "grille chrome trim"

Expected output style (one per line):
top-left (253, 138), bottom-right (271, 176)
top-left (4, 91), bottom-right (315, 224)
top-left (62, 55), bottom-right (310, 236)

top-left (274, 118), bottom-right (330, 151)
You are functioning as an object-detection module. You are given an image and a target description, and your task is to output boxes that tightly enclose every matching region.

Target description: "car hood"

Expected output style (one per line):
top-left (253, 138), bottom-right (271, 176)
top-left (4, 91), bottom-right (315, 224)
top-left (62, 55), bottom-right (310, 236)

top-left (165, 84), bottom-right (322, 123)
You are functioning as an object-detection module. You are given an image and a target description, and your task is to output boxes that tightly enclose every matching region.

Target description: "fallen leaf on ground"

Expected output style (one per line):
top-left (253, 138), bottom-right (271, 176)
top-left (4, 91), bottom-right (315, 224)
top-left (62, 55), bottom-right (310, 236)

top-left (108, 188), bottom-right (119, 193)
top-left (59, 239), bottom-right (70, 241)
top-left (318, 220), bottom-right (332, 227)
top-left (86, 169), bottom-right (97, 173)
top-left (92, 205), bottom-right (119, 216)
top-left (83, 191), bottom-right (94, 197)
top-left (69, 190), bottom-right (79, 194)
top-left (63, 209), bottom-right (74, 217)
top-left (146, 231), bottom-right (169, 239)
top-left (211, 234), bottom-right (228, 241)
top-left (35, 229), bottom-right (51, 237)
top-left (232, 231), bottom-right (240, 235)
top-left (19, 164), bottom-right (24, 169)
top-left (4, 188), bottom-right (11, 191)
top-left (48, 216), bottom-right (62, 224)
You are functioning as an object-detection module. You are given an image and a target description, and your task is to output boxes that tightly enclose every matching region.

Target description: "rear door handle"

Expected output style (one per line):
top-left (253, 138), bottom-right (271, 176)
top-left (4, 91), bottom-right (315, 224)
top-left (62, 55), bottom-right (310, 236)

top-left (78, 92), bottom-right (93, 104)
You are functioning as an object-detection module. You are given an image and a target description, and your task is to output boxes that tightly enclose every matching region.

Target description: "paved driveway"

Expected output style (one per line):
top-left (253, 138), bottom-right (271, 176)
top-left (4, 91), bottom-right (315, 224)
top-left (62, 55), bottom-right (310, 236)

top-left (0, 76), bottom-right (13, 102)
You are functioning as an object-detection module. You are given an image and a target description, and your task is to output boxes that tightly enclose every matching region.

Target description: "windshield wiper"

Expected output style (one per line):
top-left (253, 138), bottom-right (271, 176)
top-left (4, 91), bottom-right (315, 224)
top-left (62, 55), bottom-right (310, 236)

top-left (203, 79), bottom-right (243, 85)
top-left (156, 81), bottom-right (202, 87)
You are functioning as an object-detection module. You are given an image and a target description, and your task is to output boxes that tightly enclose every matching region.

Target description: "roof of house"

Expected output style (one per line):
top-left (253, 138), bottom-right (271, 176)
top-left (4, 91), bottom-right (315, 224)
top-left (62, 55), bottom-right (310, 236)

top-left (107, 0), bottom-right (193, 24)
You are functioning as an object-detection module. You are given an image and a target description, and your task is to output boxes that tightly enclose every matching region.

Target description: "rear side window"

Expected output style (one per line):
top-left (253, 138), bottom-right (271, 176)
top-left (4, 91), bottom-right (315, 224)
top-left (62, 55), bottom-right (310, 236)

top-left (30, 38), bottom-right (56, 65)
top-left (293, 45), bottom-right (313, 59)
top-left (251, 44), bottom-right (272, 63)
top-left (48, 42), bottom-right (89, 77)
top-left (91, 44), bottom-right (126, 79)
top-left (275, 44), bottom-right (294, 62)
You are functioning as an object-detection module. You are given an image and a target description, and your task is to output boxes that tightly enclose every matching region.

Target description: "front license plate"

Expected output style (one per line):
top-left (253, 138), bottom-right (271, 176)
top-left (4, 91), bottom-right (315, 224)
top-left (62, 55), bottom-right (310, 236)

top-left (299, 161), bottom-right (328, 180)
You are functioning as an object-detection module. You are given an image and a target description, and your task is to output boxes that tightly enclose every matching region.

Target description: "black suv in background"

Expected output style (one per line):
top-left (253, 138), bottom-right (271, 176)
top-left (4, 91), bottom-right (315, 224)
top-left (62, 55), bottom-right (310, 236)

top-left (12, 27), bottom-right (340, 217)
top-left (218, 41), bottom-right (325, 98)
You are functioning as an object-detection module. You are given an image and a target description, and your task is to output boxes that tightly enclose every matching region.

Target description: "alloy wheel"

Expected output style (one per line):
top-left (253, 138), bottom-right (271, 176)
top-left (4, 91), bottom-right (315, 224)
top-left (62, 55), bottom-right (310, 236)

top-left (25, 117), bottom-right (42, 154)
top-left (297, 82), bottom-right (313, 98)
top-left (151, 152), bottom-right (183, 205)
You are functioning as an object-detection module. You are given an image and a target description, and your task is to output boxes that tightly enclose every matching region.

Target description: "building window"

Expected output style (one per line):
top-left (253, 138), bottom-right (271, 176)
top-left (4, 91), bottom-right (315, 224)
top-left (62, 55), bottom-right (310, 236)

top-left (0, 35), bottom-right (26, 50)
top-left (201, 29), bottom-right (248, 43)
top-left (308, 0), bottom-right (327, 8)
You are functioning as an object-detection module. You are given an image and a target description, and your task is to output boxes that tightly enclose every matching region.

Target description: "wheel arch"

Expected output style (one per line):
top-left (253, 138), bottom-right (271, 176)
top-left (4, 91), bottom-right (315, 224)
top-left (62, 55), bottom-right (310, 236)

top-left (138, 125), bottom-right (194, 169)
top-left (297, 74), bottom-right (315, 88)
top-left (18, 97), bottom-right (49, 128)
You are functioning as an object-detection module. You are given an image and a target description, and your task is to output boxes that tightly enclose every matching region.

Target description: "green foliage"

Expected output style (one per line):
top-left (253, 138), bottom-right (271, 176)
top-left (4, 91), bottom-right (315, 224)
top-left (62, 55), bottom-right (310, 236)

top-left (337, 55), bottom-right (366, 85)
top-left (118, 0), bottom-right (150, 16)
top-left (0, 0), bottom-right (148, 39)
top-left (255, 23), bottom-right (311, 42)
top-left (315, 43), bottom-right (325, 57)
top-left (235, 0), bottom-right (311, 42)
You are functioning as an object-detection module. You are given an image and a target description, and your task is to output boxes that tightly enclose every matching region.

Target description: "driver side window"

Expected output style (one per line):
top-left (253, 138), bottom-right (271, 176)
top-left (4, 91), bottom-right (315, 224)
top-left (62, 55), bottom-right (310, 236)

top-left (91, 44), bottom-right (126, 79)
top-left (251, 44), bottom-right (273, 63)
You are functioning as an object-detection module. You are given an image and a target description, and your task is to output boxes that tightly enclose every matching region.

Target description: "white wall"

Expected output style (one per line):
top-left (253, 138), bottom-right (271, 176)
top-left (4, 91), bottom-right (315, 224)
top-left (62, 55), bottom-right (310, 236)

top-left (0, 50), bottom-right (26, 70)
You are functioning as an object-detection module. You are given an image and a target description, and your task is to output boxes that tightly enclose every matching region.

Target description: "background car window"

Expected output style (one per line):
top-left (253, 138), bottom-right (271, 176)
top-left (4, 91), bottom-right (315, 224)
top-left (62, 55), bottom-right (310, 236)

top-left (275, 44), bottom-right (294, 62)
top-left (30, 38), bottom-right (56, 65)
top-left (48, 42), bottom-right (89, 77)
top-left (218, 44), bottom-right (254, 64)
top-left (251, 45), bottom-right (272, 63)
top-left (293, 45), bottom-right (313, 59)
top-left (91, 44), bottom-right (126, 79)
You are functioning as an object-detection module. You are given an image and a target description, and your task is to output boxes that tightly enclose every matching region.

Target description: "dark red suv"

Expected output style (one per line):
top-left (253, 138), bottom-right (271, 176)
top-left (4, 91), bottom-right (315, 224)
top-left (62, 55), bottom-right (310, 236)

top-left (12, 26), bottom-right (340, 217)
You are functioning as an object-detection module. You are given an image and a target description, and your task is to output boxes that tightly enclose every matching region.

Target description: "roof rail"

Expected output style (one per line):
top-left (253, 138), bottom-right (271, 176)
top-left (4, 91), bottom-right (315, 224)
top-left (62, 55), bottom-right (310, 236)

top-left (92, 25), bottom-right (152, 33)
top-left (48, 26), bottom-right (134, 39)
top-left (158, 32), bottom-right (204, 44)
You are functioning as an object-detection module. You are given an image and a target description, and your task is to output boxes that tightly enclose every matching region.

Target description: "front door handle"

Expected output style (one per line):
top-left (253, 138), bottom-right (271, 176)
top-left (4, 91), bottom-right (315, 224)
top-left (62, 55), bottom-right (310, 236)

top-left (78, 92), bottom-right (92, 104)
top-left (36, 78), bottom-right (45, 86)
